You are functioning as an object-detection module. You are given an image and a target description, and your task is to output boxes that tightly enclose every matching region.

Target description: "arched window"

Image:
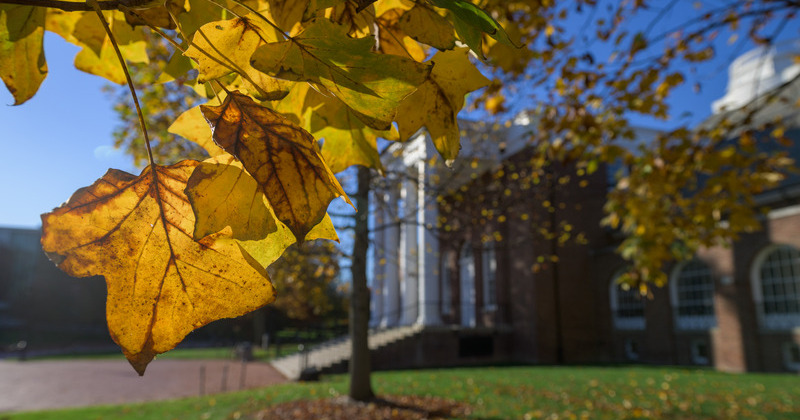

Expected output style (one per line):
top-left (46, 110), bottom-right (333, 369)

top-left (481, 246), bottom-right (497, 310)
top-left (752, 245), bottom-right (800, 330)
top-left (610, 270), bottom-right (645, 330)
top-left (459, 243), bottom-right (476, 327)
top-left (670, 259), bottom-right (717, 330)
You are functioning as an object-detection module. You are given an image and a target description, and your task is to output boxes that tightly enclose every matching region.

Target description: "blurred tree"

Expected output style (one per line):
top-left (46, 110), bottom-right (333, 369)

top-left (267, 240), bottom-right (347, 324)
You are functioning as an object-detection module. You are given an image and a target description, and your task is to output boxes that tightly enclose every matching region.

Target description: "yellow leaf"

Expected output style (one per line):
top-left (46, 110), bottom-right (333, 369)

top-left (185, 155), bottom-right (278, 241)
top-left (169, 105), bottom-right (227, 157)
top-left (239, 213), bottom-right (338, 268)
top-left (375, 0), bottom-right (414, 15)
top-left (201, 91), bottom-right (352, 241)
top-left (176, 0), bottom-right (226, 37)
top-left (185, 15), bottom-right (292, 100)
top-left (250, 18), bottom-right (429, 130)
top-left (263, 0), bottom-right (309, 35)
top-left (376, 9), bottom-right (427, 62)
top-left (70, 11), bottom-right (148, 84)
top-left (0, 5), bottom-right (47, 105)
top-left (396, 47), bottom-right (489, 163)
top-left (41, 161), bottom-right (275, 375)
top-left (323, 1), bottom-right (374, 38)
top-left (123, 0), bottom-right (184, 29)
top-left (299, 84), bottom-right (391, 173)
top-left (396, 4), bottom-right (456, 51)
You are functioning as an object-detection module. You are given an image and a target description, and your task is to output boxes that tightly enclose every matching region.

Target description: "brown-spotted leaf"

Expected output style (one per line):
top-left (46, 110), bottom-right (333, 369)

top-left (185, 155), bottom-right (278, 241)
top-left (0, 5), bottom-right (47, 105)
top-left (41, 161), bottom-right (275, 375)
top-left (396, 48), bottom-right (489, 163)
top-left (185, 155), bottom-right (337, 267)
top-left (201, 91), bottom-right (352, 241)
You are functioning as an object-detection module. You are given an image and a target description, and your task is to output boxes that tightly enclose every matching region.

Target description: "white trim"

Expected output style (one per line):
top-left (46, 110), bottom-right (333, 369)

top-left (767, 203), bottom-right (800, 220)
top-left (481, 246), bottom-right (498, 309)
top-left (440, 251), bottom-right (453, 316)
top-left (750, 244), bottom-right (800, 331)
top-left (459, 242), bottom-right (476, 327)
top-left (669, 259), bottom-right (717, 331)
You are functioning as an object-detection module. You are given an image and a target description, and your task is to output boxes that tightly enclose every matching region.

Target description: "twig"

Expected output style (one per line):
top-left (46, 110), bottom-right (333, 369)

top-left (87, 0), bottom-right (156, 167)
top-left (0, 0), bottom-right (123, 11)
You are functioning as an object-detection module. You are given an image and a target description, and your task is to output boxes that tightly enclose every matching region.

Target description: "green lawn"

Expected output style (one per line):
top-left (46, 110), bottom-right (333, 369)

top-left (5, 366), bottom-right (800, 419)
top-left (28, 346), bottom-right (298, 362)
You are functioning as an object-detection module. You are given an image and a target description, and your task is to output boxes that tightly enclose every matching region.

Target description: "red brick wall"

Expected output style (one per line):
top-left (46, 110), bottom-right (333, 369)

top-left (435, 144), bottom-right (800, 372)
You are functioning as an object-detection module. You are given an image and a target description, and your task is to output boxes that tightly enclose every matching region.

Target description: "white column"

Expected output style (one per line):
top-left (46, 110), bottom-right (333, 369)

top-left (381, 189), bottom-right (401, 327)
top-left (370, 191), bottom-right (385, 328)
top-left (400, 176), bottom-right (419, 325)
top-left (416, 159), bottom-right (442, 326)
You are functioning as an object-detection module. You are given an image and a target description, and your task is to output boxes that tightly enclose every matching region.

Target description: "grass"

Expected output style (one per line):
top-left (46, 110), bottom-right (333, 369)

top-left (4, 365), bottom-right (800, 419)
top-left (27, 346), bottom-right (298, 362)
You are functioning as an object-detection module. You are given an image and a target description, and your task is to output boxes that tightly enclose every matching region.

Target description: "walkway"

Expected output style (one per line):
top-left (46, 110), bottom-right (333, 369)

top-left (0, 358), bottom-right (287, 413)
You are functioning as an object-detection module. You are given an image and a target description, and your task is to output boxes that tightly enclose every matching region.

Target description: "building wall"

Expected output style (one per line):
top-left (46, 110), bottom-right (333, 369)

top-left (0, 227), bottom-right (109, 348)
top-left (431, 144), bottom-right (800, 373)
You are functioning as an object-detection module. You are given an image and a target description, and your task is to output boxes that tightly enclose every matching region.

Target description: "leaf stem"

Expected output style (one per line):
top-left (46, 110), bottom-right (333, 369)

top-left (0, 0), bottom-right (123, 11)
top-left (87, 0), bottom-right (156, 168)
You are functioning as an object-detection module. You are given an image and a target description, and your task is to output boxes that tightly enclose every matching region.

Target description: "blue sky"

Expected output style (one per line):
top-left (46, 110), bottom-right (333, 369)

top-left (0, 5), bottom-right (796, 229)
top-left (0, 33), bottom-right (136, 228)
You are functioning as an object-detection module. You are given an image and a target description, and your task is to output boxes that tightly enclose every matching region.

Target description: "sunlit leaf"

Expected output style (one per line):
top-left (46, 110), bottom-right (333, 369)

top-left (430, 0), bottom-right (513, 44)
top-left (375, 8), bottom-right (427, 62)
top-left (46, 10), bottom-right (148, 85)
top-left (323, 1), bottom-right (374, 38)
top-left (298, 84), bottom-right (392, 173)
top-left (185, 155), bottom-right (278, 241)
top-left (396, 48), bottom-right (489, 163)
top-left (201, 91), bottom-right (352, 241)
top-left (168, 105), bottom-right (226, 157)
top-left (396, 4), bottom-right (456, 51)
top-left (41, 161), bottom-right (275, 375)
top-left (123, 0), bottom-right (185, 29)
top-left (264, 0), bottom-right (309, 35)
top-left (185, 15), bottom-right (292, 100)
top-left (0, 5), bottom-right (46, 105)
top-left (430, 0), bottom-right (514, 56)
top-left (250, 18), bottom-right (430, 130)
top-left (239, 213), bottom-right (339, 268)
top-left (78, 12), bottom-right (148, 84)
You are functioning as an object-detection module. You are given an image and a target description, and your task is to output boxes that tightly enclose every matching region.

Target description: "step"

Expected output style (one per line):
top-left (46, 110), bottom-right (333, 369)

top-left (269, 324), bottom-right (424, 380)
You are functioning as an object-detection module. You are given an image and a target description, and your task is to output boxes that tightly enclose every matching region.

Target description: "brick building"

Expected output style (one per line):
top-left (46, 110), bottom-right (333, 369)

top-left (368, 41), bottom-right (800, 373)
top-left (0, 227), bottom-right (109, 349)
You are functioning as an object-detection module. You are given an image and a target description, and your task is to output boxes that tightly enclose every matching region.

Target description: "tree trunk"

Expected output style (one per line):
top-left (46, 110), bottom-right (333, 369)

top-left (349, 165), bottom-right (375, 401)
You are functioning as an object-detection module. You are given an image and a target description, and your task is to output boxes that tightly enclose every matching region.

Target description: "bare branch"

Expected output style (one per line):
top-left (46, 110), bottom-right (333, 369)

top-left (0, 0), bottom-right (124, 11)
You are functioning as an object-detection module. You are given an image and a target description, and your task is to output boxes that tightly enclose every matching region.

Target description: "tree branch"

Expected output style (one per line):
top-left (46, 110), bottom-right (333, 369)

top-left (0, 0), bottom-right (124, 11)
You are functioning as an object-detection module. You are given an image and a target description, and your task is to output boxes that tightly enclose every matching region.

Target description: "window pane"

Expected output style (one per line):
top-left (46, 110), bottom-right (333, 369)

top-left (675, 260), bottom-right (715, 319)
top-left (760, 246), bottom-right (800, 316)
